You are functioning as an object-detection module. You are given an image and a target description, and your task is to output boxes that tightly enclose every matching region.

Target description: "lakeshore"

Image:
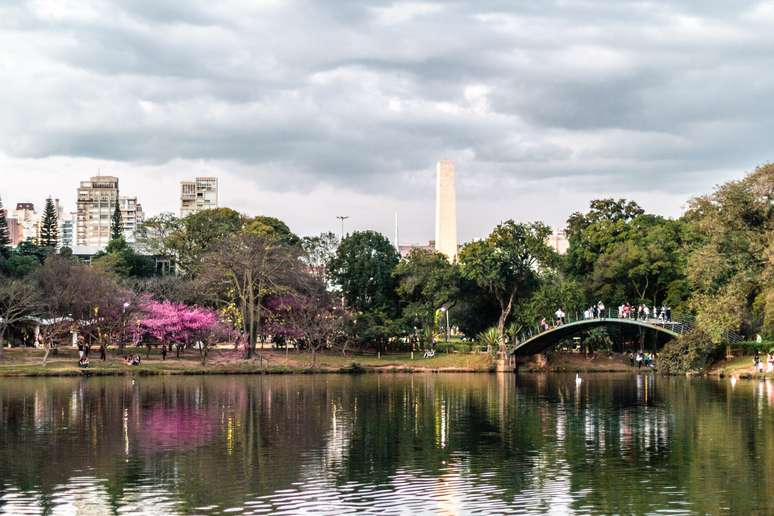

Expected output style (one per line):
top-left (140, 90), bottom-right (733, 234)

top-left (0, 346), bottom-right (700, 377)
top-left (0, 347), bottom-right (497, 377)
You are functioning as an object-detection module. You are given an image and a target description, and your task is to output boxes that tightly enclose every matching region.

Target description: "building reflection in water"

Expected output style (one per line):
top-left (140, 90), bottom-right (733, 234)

top-left (0, 373), bottom-right (772, 514)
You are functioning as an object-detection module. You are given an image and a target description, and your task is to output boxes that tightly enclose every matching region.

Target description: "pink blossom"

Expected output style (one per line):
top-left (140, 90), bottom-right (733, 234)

top-left (137, 300), bottom-right (220, 345)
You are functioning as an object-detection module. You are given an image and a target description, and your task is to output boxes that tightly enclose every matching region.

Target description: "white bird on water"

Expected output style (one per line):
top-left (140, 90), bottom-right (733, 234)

top-left (575, 374), bottom-right (582, 385)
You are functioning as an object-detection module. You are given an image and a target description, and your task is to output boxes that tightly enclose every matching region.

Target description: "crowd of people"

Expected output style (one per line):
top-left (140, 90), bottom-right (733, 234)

top-left (582, 302), bottom-right (607, 320)
top-left (629, 351), bottom-right (656, 368)
top-left (616, 303), bottom-right (672, 321)
top-left (538, 300), bottom-right (674, 332)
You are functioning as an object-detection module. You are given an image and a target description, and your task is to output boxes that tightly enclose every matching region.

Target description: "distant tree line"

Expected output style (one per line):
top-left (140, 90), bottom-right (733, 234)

top-left (0, 164), bottom-right (772, 360)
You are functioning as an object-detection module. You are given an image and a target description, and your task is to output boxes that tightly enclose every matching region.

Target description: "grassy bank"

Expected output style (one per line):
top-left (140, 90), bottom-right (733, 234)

top-left (0, 347), bottom-right (496, 377)
top-left (708, 355), bottom-right (774, 378)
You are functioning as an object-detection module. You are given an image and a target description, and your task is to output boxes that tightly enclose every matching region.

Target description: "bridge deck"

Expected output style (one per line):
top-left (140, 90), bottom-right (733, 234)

top-left (510, 317), bottom-right (686, 357)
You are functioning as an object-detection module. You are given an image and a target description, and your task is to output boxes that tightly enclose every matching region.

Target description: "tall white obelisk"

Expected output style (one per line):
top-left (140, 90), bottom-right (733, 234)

top-left (435, 160), bottom-right (458, 262)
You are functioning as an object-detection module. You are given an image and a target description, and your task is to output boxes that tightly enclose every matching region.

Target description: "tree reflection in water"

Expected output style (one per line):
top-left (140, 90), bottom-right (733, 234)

top-left (0, 374), bottom-right (772, 514)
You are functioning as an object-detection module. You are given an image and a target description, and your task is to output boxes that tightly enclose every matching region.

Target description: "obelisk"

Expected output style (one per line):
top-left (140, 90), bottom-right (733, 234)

top-left (435, 160), bottom-right (458, 262)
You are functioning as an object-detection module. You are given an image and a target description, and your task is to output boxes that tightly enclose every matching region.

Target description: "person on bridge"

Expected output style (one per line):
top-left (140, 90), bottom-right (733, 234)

top-left (554, 309), bottom-right (565, 326)
top-left (597, 301), bottom-right (605, 318)
top-left (540, 317), bottom-right (549, 331)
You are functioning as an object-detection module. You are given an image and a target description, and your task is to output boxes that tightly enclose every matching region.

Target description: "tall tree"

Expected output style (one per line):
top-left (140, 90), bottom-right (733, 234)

top-left (682, 163), bottom-right (774, 337)
top-left (165, 208), bottom-right (245, 275)
top-left (0, 196), bottom-right (10, 257)
top-left (39, 197), bottom-right (59, 249)
top-left (111, 202), bottom-right (123, 241)
top-left (393, 248), bottom-right (459, 346)
top-left (301, 232), bottom-right (339, 283)
top-left (459, 220), bottom-right (555, 352)
top-left (0, 279), bottom-right (41, 359)
top-left (198, 232), bottom-right (302, 357)
top-left (245, 216), bottom-right (302, 247)
top-left (327, 230), bottom-right (400, 314)
top-left (590, 215), bottom-right (687, 306)
top-left (135, 212), bottom-right (181, 257)
top-left (92, 236), bottom-right (156, 278)
top-left (565, 198), bottom-right (645, 278)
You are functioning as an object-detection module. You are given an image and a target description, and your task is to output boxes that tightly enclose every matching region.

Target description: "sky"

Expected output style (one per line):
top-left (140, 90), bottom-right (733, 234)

top-left (1, 0), bottom-right (772, 244)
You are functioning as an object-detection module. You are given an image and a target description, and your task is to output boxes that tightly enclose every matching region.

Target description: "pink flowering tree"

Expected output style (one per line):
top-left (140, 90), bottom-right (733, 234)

top-left (137, 300), bottom-right (223, 364)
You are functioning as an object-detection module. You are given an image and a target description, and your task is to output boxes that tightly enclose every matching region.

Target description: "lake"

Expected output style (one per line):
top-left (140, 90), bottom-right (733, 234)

top-left (0, 372), bottom-right (771, 514)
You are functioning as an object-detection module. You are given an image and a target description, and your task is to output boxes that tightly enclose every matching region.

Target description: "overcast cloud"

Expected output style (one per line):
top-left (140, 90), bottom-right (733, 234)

top-left (1, 0), bottom-right (772, 242)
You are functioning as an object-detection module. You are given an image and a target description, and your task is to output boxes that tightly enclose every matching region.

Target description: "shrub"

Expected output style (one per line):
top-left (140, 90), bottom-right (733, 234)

top-left (658, 330), bottom-right (720, 374)
top-left (477, 326), bottom-right (499, 353)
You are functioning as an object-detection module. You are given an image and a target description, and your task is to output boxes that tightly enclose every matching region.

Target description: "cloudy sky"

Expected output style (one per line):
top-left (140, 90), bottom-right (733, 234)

top-left (1, 0), bottom-right (772, 243)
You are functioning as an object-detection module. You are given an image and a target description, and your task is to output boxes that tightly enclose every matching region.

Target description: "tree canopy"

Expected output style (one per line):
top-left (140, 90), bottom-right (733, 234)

top-left (328, 230), bottom-right (400, 315)
top-left (459, 220), bottom-right (555, 350)
top-left (39, 197), bottom-right (59, 249)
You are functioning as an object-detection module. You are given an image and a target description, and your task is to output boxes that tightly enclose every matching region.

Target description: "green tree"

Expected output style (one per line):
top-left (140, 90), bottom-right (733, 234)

top-left (302, 232), bottom-right (339, 283)
top-left (92, 236), bottom-right (156, 278)
top-left (512, 272), bottom-right (585, 333)
top-left (0, 196), bottom-right (11, 257)
top-left (591, 215), bottom-right (686, 306)
top-left (565, 198), bottom-right (645, 278)
top-left (111, 202), bottom-right (123, 241)
top-left (0, 279), bottom-right (41, 359)
top-left (452, 277), bottom-right (501, 338)
top-left (393, 248), bottom-right (459, 346)
top-left (328, 231), bottom-right (401, 315)
top-left (39, 197), bottom-right (59, 249)
top-left (245, 216), bottom-right (301, 247)
top-left (136, 212), bottom-right (181, 258)
top-left (0, 253), bottom-right (40, 278)
top-left (165, 208), bottom-right (245, 275)
top-left (198, 232), bottom-right (303, 357)
top-left (459, 220), bottom-right (555, 351)
top-left (682, 163), bottom-right (774, 337)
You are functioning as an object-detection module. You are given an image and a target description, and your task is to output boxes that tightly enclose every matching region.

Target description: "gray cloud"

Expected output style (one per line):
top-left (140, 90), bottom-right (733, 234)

top-left (0, 0), bottom-right (772, 240)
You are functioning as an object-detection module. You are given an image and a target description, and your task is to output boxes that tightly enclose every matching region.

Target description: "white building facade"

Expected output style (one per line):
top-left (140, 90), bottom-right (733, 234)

top-left (180, 177), bottom-right (218, 218)
top-left (75, 176), bottom-right (123, 250)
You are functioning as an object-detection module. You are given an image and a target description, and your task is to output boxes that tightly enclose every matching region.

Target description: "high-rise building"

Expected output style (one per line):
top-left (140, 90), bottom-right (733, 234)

top-left (547, 231), bottom-right (569, 255)
top-left (7, 217), bottom-right (21, 246)
top-left (180, 177), bottom-right (218, 217)
top-left (60, 214), bottom-right (74, 249)
top-left (76, 176), bottom-right (119, 249)
top-left (119, 196), bottom-right (145, 243)
top-left (434, 160), bottom-right (458, 262)
top-left (13, 202), bottom-right (39, 243)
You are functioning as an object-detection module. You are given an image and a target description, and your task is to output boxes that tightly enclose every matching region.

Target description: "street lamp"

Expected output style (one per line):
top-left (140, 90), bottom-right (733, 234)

top-left (336, 215), bottom-right (350, 241)
top-left (122, 302), bottom-right (130, 349)
top-left (440, 307), bottom-right (450, 343)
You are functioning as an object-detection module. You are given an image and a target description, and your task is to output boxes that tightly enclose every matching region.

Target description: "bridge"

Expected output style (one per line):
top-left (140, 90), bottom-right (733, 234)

top-left (509, 311), bottom-right (741, 357)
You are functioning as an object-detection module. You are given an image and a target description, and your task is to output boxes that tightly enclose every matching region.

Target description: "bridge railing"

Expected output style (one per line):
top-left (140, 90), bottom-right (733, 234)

top-left (511, 307), bottom-right (743, 351)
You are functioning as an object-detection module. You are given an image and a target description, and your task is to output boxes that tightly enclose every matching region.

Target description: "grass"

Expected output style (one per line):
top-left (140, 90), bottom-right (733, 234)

top-left (0, 346), bottom-right (496, 377)
top-left (708, 354), bottom-right (773, 378)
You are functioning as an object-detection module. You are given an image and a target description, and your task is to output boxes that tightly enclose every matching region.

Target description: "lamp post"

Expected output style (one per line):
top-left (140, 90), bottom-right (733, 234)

top-left (122, 302), bottom-right (130, 350)
top-left (336, 215), bottom-right (349, 241)
top-left (440, 307), bottom-right (449, 343)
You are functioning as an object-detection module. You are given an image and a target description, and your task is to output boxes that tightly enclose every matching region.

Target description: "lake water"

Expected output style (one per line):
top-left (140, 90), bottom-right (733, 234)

top-left (0, 373), bottom-right (771, 514)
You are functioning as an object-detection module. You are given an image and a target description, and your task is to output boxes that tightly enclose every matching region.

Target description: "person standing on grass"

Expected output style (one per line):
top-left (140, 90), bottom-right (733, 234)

top-left (161, 344), bottom-right (168, 361)
top-left (100, 342), bottom-right (106, 361)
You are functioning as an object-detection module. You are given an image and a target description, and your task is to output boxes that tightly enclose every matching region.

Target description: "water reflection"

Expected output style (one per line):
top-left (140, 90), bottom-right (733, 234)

top-left (0, 374), bottom-right (773, 514)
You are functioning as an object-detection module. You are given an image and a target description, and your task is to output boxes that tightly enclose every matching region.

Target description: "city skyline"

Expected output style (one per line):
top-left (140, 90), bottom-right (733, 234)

top-left (0, 163), bottom-right (731, 246)
top-left (0, 2), bottom-right (769, 244)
